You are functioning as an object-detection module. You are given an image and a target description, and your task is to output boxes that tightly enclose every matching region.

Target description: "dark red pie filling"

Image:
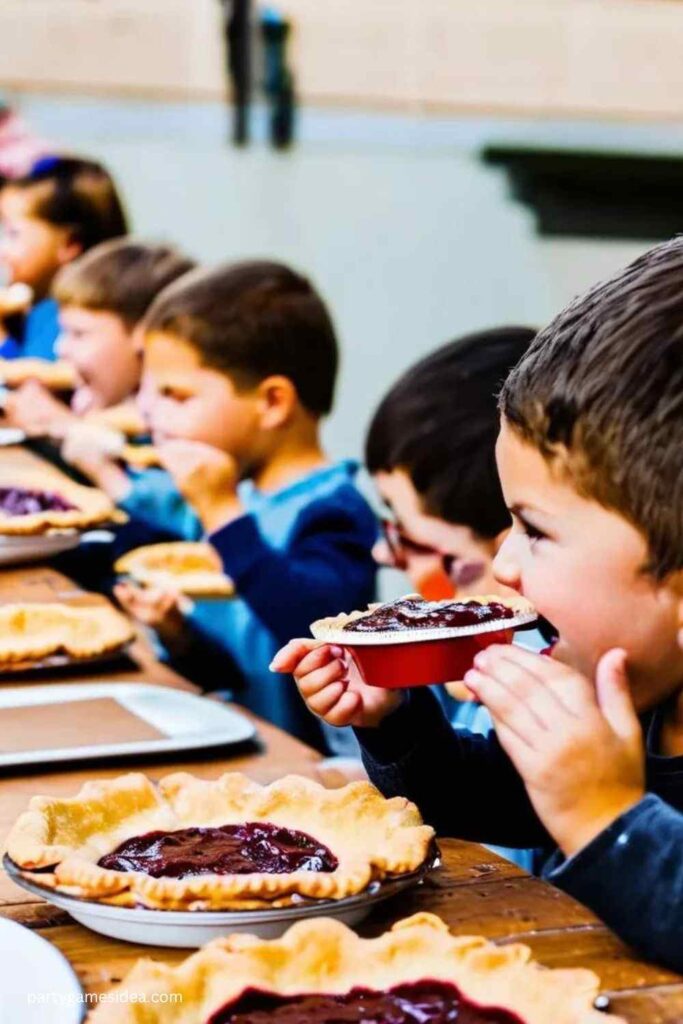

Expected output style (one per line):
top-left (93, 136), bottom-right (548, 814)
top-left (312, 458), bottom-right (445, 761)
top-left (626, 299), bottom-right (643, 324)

top-left (207, 982), bottom-right (523, 1024)
top-left (343, 597), bottom-right (516, 633)
top-left (97, 822), bottom-right (338, 878)
top-left (0, 486), bottom-right (76, 516)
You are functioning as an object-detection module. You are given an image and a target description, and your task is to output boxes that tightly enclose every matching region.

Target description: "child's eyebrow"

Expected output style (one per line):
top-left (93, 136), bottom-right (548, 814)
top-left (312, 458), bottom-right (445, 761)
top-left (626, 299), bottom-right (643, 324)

top-left (508, 503), bottom-right (552, 523)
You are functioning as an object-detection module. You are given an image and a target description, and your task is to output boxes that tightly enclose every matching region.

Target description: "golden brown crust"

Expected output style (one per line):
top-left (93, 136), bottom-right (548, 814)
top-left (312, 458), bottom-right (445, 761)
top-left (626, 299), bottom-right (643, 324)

top-left (87, 913), bottom-right (622, 1024)
top-left (0, 466), bottom-right (120, 535)
top-left (115, 542), bottom-right (233, 596)
top-left (0, 358), bottom-right (78, 391)
top-left (0, 602), bottom-right (134, 666)
top-left (119, 444), bottom-right (162, 470)
top-left (311, 593), bottom-right (536, 645)
top-left (6, 772), bottom-right (434, 909)
top-left (85, 403), bottom-right (147, 437)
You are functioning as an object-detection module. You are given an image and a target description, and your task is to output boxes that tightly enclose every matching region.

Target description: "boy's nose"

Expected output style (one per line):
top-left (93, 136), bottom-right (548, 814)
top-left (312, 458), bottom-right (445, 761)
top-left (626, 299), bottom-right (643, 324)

top-left (492, 533), bottom-right (523, 593)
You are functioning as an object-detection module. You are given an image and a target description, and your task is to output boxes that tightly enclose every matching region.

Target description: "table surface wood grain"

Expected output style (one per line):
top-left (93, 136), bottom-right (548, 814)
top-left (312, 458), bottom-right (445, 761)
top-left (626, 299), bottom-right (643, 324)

top-left (0, 446), bottom-right (681, 1022)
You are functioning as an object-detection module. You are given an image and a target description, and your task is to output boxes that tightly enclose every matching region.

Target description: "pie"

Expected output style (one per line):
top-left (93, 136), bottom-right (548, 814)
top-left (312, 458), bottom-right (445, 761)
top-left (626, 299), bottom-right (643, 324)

top-left (119, 444), bottom-right (162, 469)
top-left (311, 594), bottom-right (536, 642)
top-left (0, 602), bottom-right (134, 665)
top-left (86, 913), bottom-right (621, 1024)
top-left (84, 403), bottom-right (147, 437)
top-left (6, 772), bottom-right (435, 910)
top-left (0, 469), bottom-right (119, 535)
top-left (0, 357), bottom-right (78, 392)
top-left (115, 542), bottom-right (233, 596)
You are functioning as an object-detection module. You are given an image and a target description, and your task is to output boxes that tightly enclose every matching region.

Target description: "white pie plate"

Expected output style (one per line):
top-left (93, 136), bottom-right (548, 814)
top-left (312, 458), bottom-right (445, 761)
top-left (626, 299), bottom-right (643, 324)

top-left (0, 916), bottom-right (84, 1023)
top-left (4, 853), bottom-right (436, 948)
top-left (0, 529), bottom-right (82, 566)
top-left (0, 682), bottom-right (257, 767)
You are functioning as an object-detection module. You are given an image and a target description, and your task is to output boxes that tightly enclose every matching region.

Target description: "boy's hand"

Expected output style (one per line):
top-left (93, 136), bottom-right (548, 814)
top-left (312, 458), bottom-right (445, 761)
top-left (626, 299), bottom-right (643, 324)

top-left (114, 581), bottom-right (192, 656)
top-left (465, 645), bottom-right (645, 857)
top-left (4, 380), bottom-right (74, 437)
top-left (156, 440), bottom-right (242, 533)
top-left (270, 639), bottom-right (404, 728)
top-left (61, 423), bottom-right (131, 501)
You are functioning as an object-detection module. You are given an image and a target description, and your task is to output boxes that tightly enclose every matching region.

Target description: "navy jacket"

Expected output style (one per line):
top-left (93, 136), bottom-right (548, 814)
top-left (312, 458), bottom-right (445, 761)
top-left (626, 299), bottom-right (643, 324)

top-left (356, 687), bottom-right (683, 973)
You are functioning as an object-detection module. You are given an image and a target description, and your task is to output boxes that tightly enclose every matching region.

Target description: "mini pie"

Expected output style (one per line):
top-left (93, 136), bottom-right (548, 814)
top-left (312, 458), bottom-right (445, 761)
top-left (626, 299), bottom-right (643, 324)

top-left (87, 913), bottom-right (622, 1024)
top-left (0, 602), bottom-right (134, 665)
top-left (0, 357), bottom-right (78, 392)
top-left (311, 594), bottom-right (536, 644)
top-left (0, 468), bottom-right (119, 535)
top-left (115, 542), bottom-right (233, 596)
top-left (6, 772), bottom-right (435, 910)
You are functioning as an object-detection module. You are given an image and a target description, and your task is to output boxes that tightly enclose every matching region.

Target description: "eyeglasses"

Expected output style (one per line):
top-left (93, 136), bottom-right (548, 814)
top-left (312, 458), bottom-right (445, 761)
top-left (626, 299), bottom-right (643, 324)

top-left (381, 518), bottom-right (439, 570)
top-left (381, 518), bottom-right (486, 589)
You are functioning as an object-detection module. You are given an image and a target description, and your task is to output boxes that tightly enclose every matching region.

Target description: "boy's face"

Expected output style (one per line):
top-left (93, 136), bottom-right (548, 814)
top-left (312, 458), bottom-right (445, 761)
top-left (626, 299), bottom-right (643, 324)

top-left (0, 187), bottom-right (77, 295)
top-left (494, 419), bottom-right (683, 710)
top-left (57, 306), bottom-right (141, 413)
top-left (372, 468), bottom-right (509, 600)
top-left (141, 331), bottom-right (262, 467)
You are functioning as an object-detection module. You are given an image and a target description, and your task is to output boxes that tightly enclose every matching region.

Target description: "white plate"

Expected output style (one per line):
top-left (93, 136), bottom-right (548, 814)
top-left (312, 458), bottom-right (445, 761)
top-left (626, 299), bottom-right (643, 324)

top-left (0, 427), bottom-right (26, 446)
top-left (0, 917), bottom-right (83, 1024)
top-left (5, 855), bottom-right (435, 948)
top-left (0, 682), bottom-right (257, 767)
top-left (0, 530), bottom-right (81, 566)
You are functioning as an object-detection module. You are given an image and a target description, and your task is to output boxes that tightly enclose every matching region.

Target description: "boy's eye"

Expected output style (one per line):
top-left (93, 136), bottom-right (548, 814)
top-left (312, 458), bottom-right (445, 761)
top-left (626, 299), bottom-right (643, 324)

top-left (520, 521), bottom-right (547, 543)
top-left (160, 386), bottom-right (191, 402)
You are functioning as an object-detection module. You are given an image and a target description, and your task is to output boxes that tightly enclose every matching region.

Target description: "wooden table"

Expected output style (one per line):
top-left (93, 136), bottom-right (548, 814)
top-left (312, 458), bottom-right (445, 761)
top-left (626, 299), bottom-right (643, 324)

top-left (0, 449), bottom-right (681, 1021)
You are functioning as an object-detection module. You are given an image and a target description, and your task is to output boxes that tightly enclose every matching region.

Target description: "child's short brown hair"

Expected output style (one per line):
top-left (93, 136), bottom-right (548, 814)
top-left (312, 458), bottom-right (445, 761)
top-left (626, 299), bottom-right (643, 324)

top-left (53, 239), bottom-right (195, 327)
top-left (500, 236), bottom-right (683, 580)
top-left (8, 156), bottom-right (128, 251)
top-left (144, 260), bottom-right (339, 416)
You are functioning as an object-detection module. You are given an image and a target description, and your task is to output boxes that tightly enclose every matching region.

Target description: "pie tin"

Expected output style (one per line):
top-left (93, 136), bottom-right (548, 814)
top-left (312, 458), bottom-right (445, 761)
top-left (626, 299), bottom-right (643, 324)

top-left (4, 851), bottom-right (438, 948)
top-left (311, 611), bottom-right (537, 689)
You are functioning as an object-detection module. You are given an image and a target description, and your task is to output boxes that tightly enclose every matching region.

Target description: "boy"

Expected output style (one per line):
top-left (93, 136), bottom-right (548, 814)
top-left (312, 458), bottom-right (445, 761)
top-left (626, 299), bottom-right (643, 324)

top-left (78, 260), bottom-right (378, 749)
top-left (0, 156), bottom-right (127, 360)
top-left (273, 237), bottom-right (683, 969)
top-left (4, 238), bottom-right (194, 436)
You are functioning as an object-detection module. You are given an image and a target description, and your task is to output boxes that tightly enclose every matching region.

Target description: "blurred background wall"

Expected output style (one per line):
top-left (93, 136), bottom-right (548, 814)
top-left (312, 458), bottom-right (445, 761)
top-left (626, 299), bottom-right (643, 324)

top-left (2, 0), bottom-right (681, 458)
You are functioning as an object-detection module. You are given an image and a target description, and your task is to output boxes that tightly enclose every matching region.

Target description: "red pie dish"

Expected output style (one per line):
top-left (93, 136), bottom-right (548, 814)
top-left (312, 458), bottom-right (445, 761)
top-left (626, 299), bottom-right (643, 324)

top-left (310, 595), bottom-right (537, 689)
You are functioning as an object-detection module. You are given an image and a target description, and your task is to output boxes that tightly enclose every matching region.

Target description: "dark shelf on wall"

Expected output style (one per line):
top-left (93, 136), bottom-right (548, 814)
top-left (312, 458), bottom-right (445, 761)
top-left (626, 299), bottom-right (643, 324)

top-left (482, 146), bottom-right (683, 241)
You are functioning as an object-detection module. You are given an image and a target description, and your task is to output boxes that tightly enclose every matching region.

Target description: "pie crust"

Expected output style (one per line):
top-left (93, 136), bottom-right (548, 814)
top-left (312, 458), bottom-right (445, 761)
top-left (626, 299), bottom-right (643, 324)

top-left (0, 602), bottom-right (134, 665)
top-left (311, 594), bottom-right (536, 646)
top-left (0, 357), bottom-right (78, 392)
top-left (6, 772), bottom-right (435, 910)
top-left (85, 403), bottom-right (147, 437)
top-left (119, 444), bottom-right (162, 469)
top-left (0, 468), bottom-right (119, 535)
top-left (115, 542), bottom-right (233, 596)
top-left (86, 913), bottom-right (621, 1024)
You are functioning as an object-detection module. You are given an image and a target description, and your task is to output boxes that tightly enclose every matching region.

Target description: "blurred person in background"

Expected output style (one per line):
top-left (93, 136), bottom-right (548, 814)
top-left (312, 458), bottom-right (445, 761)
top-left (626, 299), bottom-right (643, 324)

top-left (0, 156), bottom-right (128, 361)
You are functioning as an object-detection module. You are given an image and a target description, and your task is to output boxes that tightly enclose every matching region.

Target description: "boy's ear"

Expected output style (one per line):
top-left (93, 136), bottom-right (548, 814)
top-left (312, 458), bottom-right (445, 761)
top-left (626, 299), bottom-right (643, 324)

top-left (56, 231), bottom-right (83, 267)
top-left (256, 375), bottom-right (297, 430)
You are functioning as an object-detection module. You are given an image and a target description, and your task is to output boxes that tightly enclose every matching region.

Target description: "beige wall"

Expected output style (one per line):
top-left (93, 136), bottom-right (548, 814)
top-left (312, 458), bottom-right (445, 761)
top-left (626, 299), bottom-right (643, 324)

top-left (2, 0), bottom-right (683, 119)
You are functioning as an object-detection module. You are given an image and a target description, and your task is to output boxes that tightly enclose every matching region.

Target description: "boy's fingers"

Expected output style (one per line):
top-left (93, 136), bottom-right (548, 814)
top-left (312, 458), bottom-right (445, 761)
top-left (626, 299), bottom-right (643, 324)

top-left (324, 689), bottom-right (363, 727)
top-left (479, 644), bottom-right (594, 715)
top-left (595, 648), bottom-right (640, 740)
top-left (297, 660), bottom-right (347, 698)
top-left (306, 681), bottom-right (346, 717)
top-left (471, 652), bottom-right (559, 727)
top-left (465, 668), bottom-right (543, 748)
top-left (269, 639), bottom-right (321, 672)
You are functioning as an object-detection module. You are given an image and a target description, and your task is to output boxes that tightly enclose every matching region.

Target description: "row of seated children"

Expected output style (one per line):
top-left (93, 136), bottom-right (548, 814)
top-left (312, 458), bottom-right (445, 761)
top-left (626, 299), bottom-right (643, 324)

top-left (0, 158), bottom-right (546, 762)
top-left (1, 192), bottom-right (544, 757)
